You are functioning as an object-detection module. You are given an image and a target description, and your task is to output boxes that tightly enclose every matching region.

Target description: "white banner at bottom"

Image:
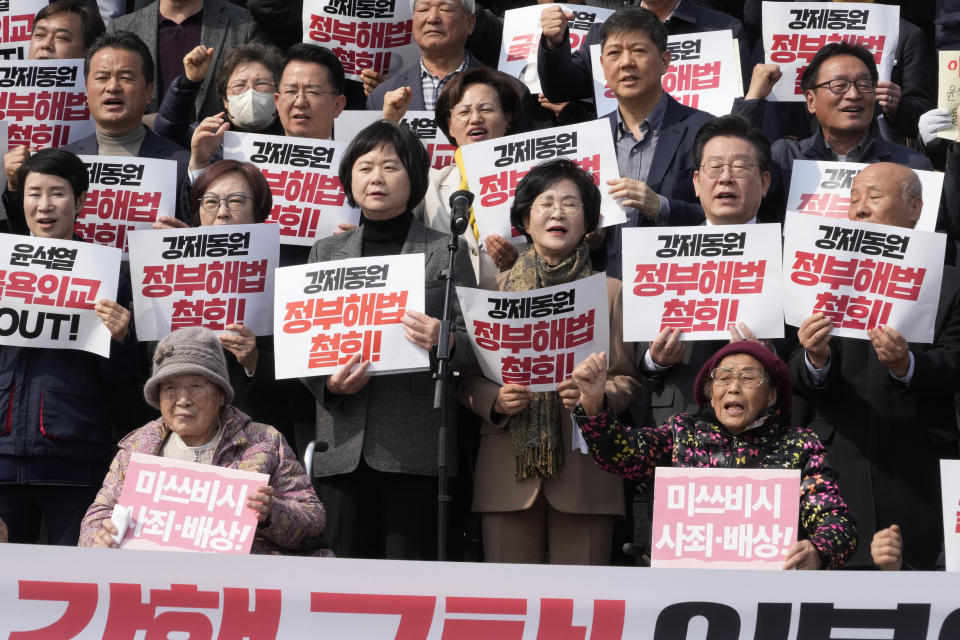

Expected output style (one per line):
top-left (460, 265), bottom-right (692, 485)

top-left (1, 543), bottom-right (958, 638)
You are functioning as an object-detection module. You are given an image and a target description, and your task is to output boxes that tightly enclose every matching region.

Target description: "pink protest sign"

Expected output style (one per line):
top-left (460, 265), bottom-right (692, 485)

top-left (651, 467), bottom-right (800, 569)
top-left (115, 452), bottom-right (268, 554)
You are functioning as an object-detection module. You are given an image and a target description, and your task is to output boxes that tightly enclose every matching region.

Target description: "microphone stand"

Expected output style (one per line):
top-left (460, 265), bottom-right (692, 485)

top-left (434, 191), bottom-right (471, 561)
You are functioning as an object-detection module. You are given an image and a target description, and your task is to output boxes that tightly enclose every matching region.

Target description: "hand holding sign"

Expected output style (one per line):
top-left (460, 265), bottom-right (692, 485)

top-left (360, 69), bottom-right (387, 97)
top-left (540, 5), bottom-right (574, 49)
top-left (152, 215), bottom-right (189, 230)
top-left (875, 81), bottom-right (901, 118)
top-left (95, 299), bottom-right (131, 343)
top-left (403, 309), bottom-right (451, 351)
top-left (557, 378), bottom-right (581, 410)
top-left (866, 325), bottom-right (910, 378)
top-left (325, 352), bottom-right (372, 395)
top-left (782, 540), bottom-right (823, 570)
top-left (92, 519), bottom-right (121, 549)
top-left (485, 234), bottom-right (519, 271)
top-left (219, 324), bottom-right (259, 372)
top-left (606, 177), bottom-right (659, 219)
top-left (191, 112), bottom-right (231, 171)
top-left (494, 384), bottom-right (532, 417)
top-left (798, 313), bottom-right (833, 369)
top-left (246, 485), bottom-right (275, 523)
top-left (649, 327), bottom-right (684, 367)
top-left (571, 351), bottom-right (607, 416)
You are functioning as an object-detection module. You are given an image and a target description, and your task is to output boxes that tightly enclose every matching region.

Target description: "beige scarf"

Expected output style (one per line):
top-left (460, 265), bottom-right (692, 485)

top-left (504, 240), bottom-right (592, 481)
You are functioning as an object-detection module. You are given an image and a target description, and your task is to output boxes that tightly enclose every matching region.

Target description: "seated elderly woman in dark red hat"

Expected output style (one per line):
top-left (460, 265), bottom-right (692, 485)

top-left (78, 327), bottom-right (325, 554)
top-left (571, 341), bottom-right (858, 570)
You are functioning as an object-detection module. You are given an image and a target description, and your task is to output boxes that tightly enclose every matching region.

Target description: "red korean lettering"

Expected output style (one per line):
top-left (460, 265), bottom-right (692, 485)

top-left (310, 593), bottom-right (436, 640)
top-left (440, 596), bottom-right (526, 640)
top-left (9, 581), bottom-right (98, 640)
top-left (535, 598), bottom-right (625, 640)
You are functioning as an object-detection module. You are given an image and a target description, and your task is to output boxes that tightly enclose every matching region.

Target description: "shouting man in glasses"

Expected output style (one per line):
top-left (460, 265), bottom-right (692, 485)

top-left (734, 42), bottom-right (931, 222)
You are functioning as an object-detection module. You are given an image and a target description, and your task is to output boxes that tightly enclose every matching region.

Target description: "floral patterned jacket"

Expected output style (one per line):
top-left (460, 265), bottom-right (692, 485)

top-left (574, 405), bottom-right (858, 569)
top-left (79, 406), bottom-right (325, 554)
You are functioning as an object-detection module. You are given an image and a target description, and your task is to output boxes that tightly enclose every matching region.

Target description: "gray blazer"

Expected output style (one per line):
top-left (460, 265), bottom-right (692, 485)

top-left (302, 218), bottom-right (477, 478)
top-left (109, 0), bottom-right (262, 120)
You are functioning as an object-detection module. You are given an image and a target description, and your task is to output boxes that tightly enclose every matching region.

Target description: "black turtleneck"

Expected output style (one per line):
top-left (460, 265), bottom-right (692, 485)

top-left (360, 210), bottom-right (413, 257)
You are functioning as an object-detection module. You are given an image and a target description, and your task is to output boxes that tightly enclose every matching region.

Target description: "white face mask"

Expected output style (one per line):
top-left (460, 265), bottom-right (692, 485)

top-left (226, 88), bottom-right (276, 130)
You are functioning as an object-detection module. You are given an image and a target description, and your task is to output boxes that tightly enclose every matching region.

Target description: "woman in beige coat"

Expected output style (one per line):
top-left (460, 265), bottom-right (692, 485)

top-left (459, 159), bottom-right (639, 565)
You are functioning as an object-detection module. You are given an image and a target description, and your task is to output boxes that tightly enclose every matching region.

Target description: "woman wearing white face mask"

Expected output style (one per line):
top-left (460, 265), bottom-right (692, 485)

top-left (154, 44), bottom-right (285, 163)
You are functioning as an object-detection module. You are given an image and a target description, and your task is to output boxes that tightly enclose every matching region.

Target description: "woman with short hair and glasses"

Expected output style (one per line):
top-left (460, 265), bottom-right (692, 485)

top-left (458, 158), bottom-right (639, 565)
top-left (571, 341), bottom-right (859, 570)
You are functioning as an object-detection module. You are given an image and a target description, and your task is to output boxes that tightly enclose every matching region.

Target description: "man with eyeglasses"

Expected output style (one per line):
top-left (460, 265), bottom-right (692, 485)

top-left (734, 42), bottom-right (931, 222)
top-left (789, 162), bottom-right (960, 570)
top-left (275, 44), bottom-right (347, 141)
top-left (107, 0), bottom-right (262, 120)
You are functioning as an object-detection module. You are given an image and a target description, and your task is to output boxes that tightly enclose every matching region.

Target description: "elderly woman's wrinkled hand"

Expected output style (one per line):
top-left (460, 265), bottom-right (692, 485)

top-left (95, 299), bottom-right (130, 342)
top-left (782, 540), bottom-right (824, 570)
top-left (92, 519), bottom-right (120, 549)
top-left (219, 324), bottom-right (258, 372)
top-left (557, 378), bottom-right (581, 410)
top-left (247, 485), bottom-right (275, 523)
top-left (871, 524), bottom-right (903, 571)
top-left (571, 352), bottom-right (607, 416)
top-left (494, 383), bottom-right (531, 417)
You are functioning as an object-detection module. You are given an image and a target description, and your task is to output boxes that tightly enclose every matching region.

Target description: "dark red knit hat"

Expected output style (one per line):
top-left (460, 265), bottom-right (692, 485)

top-left (693, 341), bottom-right (792, 416)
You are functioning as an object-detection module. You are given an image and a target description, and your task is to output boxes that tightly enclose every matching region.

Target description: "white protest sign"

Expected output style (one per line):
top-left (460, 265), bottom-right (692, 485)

top-left (460, 119), bottom-right (626, 246)
top-left (223, 131), bottom-right (360, 246)
top-left (786, 160), bottom-right (943, 233)
top-left (941, 459), bottom-right (960, 572)
top-left (621, 224), bottom-right (784, 342)
top-left (498, 4), bottom-right (614, 94)
top-left (782, 212), bottom-right (944, 343)
top-left (591, 31), bottom-right (742, 117)
top-left (273, 252), bottom-right (428, 379)
top-left (652, 467), bottom-right (800, 569)
top-left (762, 1), bottom-right (899, 102)
top-left (335, 110), bottom-right (457, 171)
top-left (0, 58), bottom-right (94, 148)
top-left (127, 224), bottom-right (280, 342)
top-left (302, 0), bottom-right (417, 82)
top-left (0, 0), bottom-right (46, 60)
top-left (0, 235), bottom-right (119, 356)
top-left (456, 272), bottom-right (609, 392)
top-left (74, 155), bottom-right (178, 256)
top-left (937, 51), bottom-right (960, 142)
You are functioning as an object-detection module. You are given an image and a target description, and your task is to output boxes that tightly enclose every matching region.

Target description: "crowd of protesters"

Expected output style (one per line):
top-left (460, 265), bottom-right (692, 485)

top-left (0, 0), bottom-right (957, 573)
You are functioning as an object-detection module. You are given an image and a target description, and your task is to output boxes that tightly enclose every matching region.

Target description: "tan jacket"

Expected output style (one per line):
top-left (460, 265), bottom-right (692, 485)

top-left (459, 274), bottom-right (640, 515)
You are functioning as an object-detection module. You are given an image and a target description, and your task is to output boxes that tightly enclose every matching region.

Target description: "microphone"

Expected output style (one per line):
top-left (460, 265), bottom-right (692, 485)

top-left (448, 189), bottom-right (474, 235)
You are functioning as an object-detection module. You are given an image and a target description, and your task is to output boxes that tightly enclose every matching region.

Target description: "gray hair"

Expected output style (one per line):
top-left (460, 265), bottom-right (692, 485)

top-left (410, 0), bottom-right (476, 15)
top-left (900, 169), bottom-right (923, 206)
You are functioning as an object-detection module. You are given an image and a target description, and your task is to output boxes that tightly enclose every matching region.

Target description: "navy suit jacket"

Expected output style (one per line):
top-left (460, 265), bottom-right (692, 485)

top-left (601, 96), bottom-right (712, 279)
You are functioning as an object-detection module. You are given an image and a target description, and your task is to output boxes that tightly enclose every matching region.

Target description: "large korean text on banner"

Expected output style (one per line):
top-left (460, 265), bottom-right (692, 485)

top-left (0, 0), bottom-right (45, 60)
top-left (762, 1), bottom-right (898, 102)
top-left (335, 110), bottom-right (456, 170)
top-left (128, 224), bottom-right (280, 341)
top-left (940, 459), bottom-right (960, 572)
top-left (786, 160), bottom-right (943, 232)
top-left (273, 253), bottom-right (428, 379)
top-left (0, 58), bottom-right (93, 148)
top-left (652, 467), bottom-right (800, 569)
top-left (622, 224), bottom-right (784, 342)
top-left (223, 131), bottom-right (360, 246)
top-left (302, 0), bottom-right (417, 82)
top-left (116, 453), bottom-right (268, 553)
top-left (456, 272), bottom-right (609, 392)
top-left (75, 155), bottom-right (178, 255)
top-left (499, 5), bottom-right (613, 94)
top-left (0, 234), bottom-right (119, 356)
top-left (782, 212), bottom-right (944, 343)
top-left (460, 119), bottom-right (626, 246)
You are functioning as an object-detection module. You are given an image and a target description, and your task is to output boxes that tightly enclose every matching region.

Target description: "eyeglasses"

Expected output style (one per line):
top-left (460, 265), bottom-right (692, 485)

top-left (812, 79), bottom-right (875, 95)
top-left (227, 79), bottom-right (277, 94)
top-left (278, 87), bottom-right (339, 102)
top-left (450, 103), bottom-right (501, 121)
top-left (710, 367), bottom-right (766, 389)
top-left (698, 162), bottom-right (759, 179)
top-left (198, 194), bottom-right (251, 213)
top-left (532, 200), bottom-right (584, 216)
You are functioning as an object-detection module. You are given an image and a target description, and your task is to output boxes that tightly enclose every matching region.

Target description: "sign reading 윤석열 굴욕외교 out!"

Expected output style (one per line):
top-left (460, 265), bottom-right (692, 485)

top-left (621, 224), bottom-right (784, 343)
top-left (651, 467), bottom-right (801, 570)
top-left (112, 453), bottom-right (268, 553)
top-left (786, 160), bottom-right (944, 233)
top-left (334, 110), bottom-right (457, 171)
top-left (127, 224), bottom-right (280, 342)
top-left (74, 156), bottom-right (179, 256)
top-left (459, 119), bottom-right (626, 246)
top-left (272, 253), bottom-right (428, 379)
top-left (782, 212), bottom-right (945, 343)
top-left (762, 1), bottom-right (899, 102)
top-left (456, 272), bottom-right (609, 392)
top-left (301, 0), bottom-right (418, 82)
top-left (591, 30), bottom-right (742, 118)
top-left (223, 131), bottom-right (360, 246)
top-left (0, 234), bottom-right (120, 357)
top-left (0, 58), bottom-right (93, 149)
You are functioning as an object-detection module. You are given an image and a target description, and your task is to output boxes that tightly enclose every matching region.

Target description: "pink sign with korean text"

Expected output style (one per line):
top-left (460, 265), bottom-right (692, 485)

top-left (652, 467), bottom-right (800, 570)
top-left (115, 453), bottom-right (268, 554)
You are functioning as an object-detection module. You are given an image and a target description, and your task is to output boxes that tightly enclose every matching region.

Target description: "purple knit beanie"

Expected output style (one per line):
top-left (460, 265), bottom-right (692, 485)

top-left (693, 341), bottom-right (792, 416)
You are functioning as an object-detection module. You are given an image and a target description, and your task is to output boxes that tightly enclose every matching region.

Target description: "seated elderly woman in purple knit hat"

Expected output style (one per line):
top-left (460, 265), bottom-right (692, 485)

top-left (570, 341), bottom-right (858, 570)
top-left (79, 327), bottom-right (326, 553)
